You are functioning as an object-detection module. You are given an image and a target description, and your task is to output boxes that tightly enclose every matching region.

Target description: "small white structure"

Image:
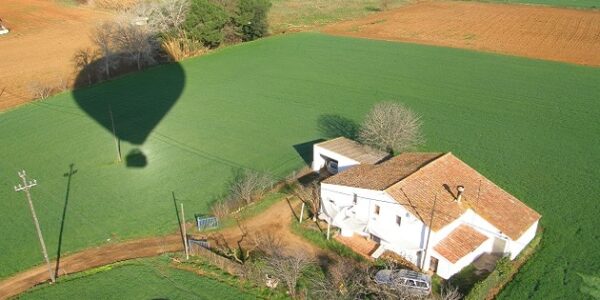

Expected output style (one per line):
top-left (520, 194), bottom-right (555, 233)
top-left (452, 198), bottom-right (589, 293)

top-left (317, 145), bottom-right (541, 279)
top-left (312, 137), bottom-right (389, 174)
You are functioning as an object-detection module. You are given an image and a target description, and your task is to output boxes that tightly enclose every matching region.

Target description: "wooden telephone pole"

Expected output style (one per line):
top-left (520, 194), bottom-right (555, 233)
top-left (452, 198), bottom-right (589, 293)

top-left (180, 203), bottom-right (189, 260)
top-left (14, 170), bottom-right (55, 283)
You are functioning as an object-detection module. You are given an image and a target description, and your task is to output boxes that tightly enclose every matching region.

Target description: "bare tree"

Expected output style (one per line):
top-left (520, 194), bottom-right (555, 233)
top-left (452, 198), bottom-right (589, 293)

top-left (28, 81), bottom-right (54, 100)
top-left (91, 22), bottom-right (119, 79)
top-left (264, 250), bottom-right (314, 298)
top-left (293, 182), bottom-right (321, 221)
top-left (112, 22), bottom-right (157, 70)
top-left (439, 284), bottom-right (462, 300)
top-left (73, 48), bottom-right (99, 86)
top-left (358, 101), bottom-right (424, 154)
top-left (229, 169), bottom-right (273, 206)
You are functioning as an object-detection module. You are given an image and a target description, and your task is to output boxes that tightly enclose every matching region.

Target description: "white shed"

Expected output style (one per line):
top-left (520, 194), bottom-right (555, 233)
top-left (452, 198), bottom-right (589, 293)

top-left (312, 137), bottom-right (389, 174)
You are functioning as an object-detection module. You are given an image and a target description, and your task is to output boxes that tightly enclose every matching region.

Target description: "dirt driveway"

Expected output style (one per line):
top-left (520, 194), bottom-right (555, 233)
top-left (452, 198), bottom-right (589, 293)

top-left (0, 0), bottom-right (112, 111)
top-left (324, 1), bottom-right (600, 66)
top-left (0, 197), bottom-right (321, 299)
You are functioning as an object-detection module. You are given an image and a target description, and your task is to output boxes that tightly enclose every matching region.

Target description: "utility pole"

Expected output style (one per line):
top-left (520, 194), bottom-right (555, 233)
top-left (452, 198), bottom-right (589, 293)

top-left (14, 170), bottom-right (55, 283)
top-left (180, 203), bottom-right (189, 260)
top-left (108, 105), bottom-right (121, 163)
top-left (421, 194), bottom-right (437, 271)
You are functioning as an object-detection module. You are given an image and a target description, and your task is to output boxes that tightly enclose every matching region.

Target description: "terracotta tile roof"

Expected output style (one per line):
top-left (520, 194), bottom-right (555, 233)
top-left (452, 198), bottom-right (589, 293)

top-left (316, 137), bottom-right (389, 165)
top-left (434, 224), bottom-right (488, 263)
top-left (323, 152), bottom-right (541, 240)
top-left (322, 152), bottom-right (443, 190)
top-left (385, 153), bottom-right (541, 240)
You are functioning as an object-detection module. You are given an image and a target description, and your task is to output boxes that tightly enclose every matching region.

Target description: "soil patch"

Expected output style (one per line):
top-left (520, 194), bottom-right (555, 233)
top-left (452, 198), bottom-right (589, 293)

top-left (0, 0), bottom-right (112, 111)
top-left (323, 1), bottom-right (600, 66)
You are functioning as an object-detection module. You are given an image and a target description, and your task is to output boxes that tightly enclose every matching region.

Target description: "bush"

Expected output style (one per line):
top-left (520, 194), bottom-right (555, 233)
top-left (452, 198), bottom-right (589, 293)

top-left (235, 0), bottom-right (271, 42)
top-left (183, 0), bottom-right (271, 47)
top-left (184, 0), bottom-right (229, 48)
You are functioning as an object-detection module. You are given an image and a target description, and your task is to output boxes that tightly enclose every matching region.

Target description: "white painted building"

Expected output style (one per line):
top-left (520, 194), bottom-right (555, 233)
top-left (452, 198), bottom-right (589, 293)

top-left (312, 137), bottom-right (389, 174)
top-left (317, 148), bottom-right (541, 279)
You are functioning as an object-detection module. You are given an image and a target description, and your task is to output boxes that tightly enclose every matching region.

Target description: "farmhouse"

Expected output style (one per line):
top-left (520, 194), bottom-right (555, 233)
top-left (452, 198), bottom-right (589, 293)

top-left (315, 138), bottom-right (541, 279)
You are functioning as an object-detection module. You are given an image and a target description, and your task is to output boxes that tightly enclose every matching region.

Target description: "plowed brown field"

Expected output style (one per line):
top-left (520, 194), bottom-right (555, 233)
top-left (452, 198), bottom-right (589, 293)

top-left (324, 1), bottom-right (600, 66)
top-left (0, 0), bottom-right (112, 111)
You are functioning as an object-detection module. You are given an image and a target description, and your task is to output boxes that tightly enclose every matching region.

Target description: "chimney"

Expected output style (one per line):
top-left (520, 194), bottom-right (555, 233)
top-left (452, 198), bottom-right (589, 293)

top-left (456, 185), bottom-right (465, 203)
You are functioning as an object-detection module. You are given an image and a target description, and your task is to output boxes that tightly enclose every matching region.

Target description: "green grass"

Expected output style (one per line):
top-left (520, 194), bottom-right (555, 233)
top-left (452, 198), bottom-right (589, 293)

top-left (19, 257), bottom-right (254, 299)
top-left (1, 33), bottom-right (599, 299)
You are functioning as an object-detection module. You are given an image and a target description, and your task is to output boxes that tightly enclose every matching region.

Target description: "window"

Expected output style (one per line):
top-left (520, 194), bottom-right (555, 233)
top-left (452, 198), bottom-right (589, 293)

top-left (374, 205), bottom-right (380, 215)
top-left (396, 216), bottom-right (402, 226)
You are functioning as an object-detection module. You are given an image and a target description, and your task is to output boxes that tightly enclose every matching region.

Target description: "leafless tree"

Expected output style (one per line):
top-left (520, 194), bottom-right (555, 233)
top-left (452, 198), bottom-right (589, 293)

top-left (73, 48), bottom-right (100, 85)
top-left (264, 250), bottom-right (314, 298)
top-left (210, 218), bottom-right (258, 264)
top-left (439, 284), bottom-right (462, 300)
top-left (293, 182), bottom-right (321, 221)
top-left (112, 22), bottom-right (157, 70)
top-left (358, 101), bottom-right (424, 154)
top-left (211, 199), bottom-right (230, 220)
top-left (28, 81), bottom-right (54, 100)
top-left (229, 169), bottom-right (273, 206)
top-left (91, 22), bottom-right (119, 79)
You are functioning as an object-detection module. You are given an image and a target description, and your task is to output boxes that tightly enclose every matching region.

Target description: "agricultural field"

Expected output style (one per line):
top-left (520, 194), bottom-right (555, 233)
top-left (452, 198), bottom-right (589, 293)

top-left (268, 0), bottom-right (407, 33)
top-left (324, 1), bottom-right (600, 67)
top-left (482, 0), bottom-right (600, 9)
top-left (19, 258), bottom-right (255, 299)
top-left (0, 33), bottom-right (599, 299)
top-left (0, 0), bottom-right (113, 110)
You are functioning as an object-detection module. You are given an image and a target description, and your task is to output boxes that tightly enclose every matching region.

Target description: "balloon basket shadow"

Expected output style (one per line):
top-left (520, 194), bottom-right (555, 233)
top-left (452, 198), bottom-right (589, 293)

top-left (125, 149), bottom-right (147, 168)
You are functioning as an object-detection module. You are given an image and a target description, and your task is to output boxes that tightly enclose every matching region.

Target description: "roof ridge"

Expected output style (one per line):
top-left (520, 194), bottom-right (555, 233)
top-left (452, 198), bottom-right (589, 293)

top-left (384, 152), bottom-right (451, 192)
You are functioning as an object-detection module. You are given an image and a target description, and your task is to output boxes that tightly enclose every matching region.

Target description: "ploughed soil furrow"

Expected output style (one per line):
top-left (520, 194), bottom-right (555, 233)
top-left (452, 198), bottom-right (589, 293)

top-left (324, 1), bottom-right (600, 67)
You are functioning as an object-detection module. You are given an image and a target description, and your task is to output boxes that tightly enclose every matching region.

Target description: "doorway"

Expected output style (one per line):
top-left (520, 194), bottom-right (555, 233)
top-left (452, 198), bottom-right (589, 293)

top-left (429, 257), bottom-right (439, 273)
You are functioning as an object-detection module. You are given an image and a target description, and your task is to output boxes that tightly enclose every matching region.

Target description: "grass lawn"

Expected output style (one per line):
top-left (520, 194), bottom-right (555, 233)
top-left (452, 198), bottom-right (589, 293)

top-left (19, 257), bottom-right (254, 299)
top-left (0, 33), bottom-right (599, 299)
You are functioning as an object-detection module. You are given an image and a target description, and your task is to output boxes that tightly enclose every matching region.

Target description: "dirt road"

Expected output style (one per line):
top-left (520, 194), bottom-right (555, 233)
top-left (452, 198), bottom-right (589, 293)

top-left (324, 1), bottom-right (600, 66)
top-left (0, 197), bottom-right (318, 299)
top-left (0, 0), bottom-right (112, 111)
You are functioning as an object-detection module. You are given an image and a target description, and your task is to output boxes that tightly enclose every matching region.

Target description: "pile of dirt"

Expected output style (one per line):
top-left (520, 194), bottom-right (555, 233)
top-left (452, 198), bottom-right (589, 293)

top-left (324, 1), bottom-right (600, 67)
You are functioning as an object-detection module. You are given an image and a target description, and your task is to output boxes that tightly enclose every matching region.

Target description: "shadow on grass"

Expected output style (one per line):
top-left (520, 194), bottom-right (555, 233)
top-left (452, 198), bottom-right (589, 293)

top-left (292, 139), bottom-right (325, 166)
top-left (317, 114), bottom-right (359, 140)
top-left (72, 54), bottom-right (185, 168)
top-left (55, 163), bottom-right (77, 278)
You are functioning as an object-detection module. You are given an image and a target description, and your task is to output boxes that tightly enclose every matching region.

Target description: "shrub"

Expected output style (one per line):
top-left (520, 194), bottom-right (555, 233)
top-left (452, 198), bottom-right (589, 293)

top-left (235, 0), bottom-right (271, 41)
top-left (184, 0), bottom-right (229, 48)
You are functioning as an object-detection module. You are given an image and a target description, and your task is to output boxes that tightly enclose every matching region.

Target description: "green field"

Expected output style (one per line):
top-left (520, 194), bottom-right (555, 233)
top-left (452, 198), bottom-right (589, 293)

top-left (1, 33), bottom-right (599, 298)
top-left (20, 258), bottom-right (253, 299)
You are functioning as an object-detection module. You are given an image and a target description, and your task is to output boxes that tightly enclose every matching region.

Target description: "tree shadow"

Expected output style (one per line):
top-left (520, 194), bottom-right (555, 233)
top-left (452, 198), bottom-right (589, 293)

top-left (317, 114), bottom-right (359, 139)
top-left (292, 139), bottom-right (325, 166)
top-left (55, 163), bottom-right (77, 278)
top-left (72, 52), bottom-right (185, 168)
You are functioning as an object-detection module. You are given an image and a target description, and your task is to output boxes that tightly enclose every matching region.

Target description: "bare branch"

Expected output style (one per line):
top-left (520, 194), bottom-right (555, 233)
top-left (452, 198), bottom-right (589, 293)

top-left (358, 101), bottom-right (425, 154)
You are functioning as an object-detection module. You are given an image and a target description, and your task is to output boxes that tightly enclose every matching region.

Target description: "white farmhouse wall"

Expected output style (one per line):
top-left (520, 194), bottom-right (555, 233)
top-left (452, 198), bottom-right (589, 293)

top-left (320, 184), bottom-right (428, 265)
top-left (430, 235), bottom-right (493, 280)
top-left (312, 145), bottom-right (360, 173)
top-left (507, 220), bottom-right (538, 259)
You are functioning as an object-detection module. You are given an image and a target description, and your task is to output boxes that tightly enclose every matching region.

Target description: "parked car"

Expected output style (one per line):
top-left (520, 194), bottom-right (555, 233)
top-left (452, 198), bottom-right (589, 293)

top-left (374, 269), bottom-right (432, 296)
